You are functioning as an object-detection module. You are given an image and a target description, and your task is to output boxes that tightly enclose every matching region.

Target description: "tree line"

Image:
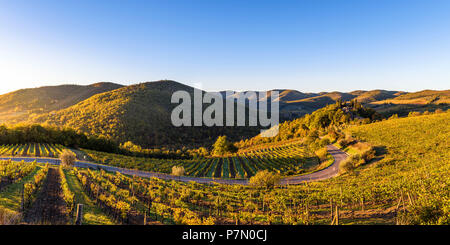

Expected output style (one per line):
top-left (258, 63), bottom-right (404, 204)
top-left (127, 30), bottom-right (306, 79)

top-left (0, 124), bottom-right (119, 153)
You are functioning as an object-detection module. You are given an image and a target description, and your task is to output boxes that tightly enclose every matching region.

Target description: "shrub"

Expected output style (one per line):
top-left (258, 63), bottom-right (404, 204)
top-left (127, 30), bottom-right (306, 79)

top-left (315, 147), bottom-right (328, 162)
top-left (408, 111), bottom-right (422, 117)
top-left (60, 149), bottom-right (76, 168)
top-left (212, 136), bottom-right (238, 156)
top-left (327, 129), bottom-right (339, 142)
top-left (249, 170), bottom-right (281, 189)
top-left (336, 138), bottom-right (351, 148)
top-left (389, 114), bottom-right (399, 120)
top-left (339, 154), bottom-right (364, 174)
top-left (434, 108), bottom-right (444, 114)
top-left (318, 138), bottom-right (331, 148)
top-left (339, 157), bottom-right (356, 174)
top-left (361, 146), bottom-right (376, 162)
top-left (172, 166), bottom-right (185, 176)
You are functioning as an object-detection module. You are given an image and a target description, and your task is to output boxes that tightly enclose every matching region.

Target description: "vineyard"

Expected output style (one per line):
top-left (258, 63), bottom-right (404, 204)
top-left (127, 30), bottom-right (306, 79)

top-left (0, 143), bottom-right (69, 158)
top-left (0, 112), bottom-right (448, 225)
top-left (84, 143), bottom-right (321, 179)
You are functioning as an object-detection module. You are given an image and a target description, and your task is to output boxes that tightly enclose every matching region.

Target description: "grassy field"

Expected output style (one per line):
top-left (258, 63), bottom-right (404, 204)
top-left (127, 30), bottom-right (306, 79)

top-left (63, 169), bottom-right (115, 225)
top-left (0, 166), bottom-right (41, 223)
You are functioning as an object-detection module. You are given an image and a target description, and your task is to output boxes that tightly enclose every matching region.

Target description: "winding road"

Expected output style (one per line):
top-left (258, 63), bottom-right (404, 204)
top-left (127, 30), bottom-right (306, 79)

top-left (0, 145), bottom-right (347, 185)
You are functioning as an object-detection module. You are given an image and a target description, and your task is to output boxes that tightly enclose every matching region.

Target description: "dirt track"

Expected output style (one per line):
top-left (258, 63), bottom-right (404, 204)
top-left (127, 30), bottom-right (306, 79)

top-left (23, 168), bottom-right (69, 225)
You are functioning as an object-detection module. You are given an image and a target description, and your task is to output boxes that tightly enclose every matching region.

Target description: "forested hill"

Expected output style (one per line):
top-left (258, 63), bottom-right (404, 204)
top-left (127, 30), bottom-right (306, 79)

top-left (0, 82), bottom-right (123, 123)
top-left (237, 100), bottom-right (382, 148)
top-left (28, 80), bottom-right (260, 148)
top-left (0, 80), bottom-right (448, 149)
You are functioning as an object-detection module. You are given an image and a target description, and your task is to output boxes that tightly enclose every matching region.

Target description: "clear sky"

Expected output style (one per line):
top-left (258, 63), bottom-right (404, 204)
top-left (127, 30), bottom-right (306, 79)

top-left (0, 0), bottom-right (449, 94)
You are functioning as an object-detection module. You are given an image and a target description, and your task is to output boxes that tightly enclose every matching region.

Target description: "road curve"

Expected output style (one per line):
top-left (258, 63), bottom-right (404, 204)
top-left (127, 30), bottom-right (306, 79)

top-left (0, 145), bottom-right (347, 186)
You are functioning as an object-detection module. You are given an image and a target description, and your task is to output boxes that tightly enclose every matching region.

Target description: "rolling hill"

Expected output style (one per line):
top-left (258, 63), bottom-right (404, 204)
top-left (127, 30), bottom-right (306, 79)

top-left (368, 90), bottom-right (450, 117)
top-left (0, 82), bottom-right (123, 123)
top-left (0, 80), bottom-right (448, 148)
top-left (28, 80), bottom-right (260, 148)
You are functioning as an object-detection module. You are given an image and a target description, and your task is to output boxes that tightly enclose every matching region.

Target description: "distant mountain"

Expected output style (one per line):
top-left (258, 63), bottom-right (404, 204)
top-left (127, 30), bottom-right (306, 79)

top-left (368, 89), bottom-right (450, 117)
top-left (221, 89), bottom-right (319, 103)
top-left (352, 90), bottom-right (401, 103)
top-left (221, 88), bottom-right (449, 120)
top-left (371, 89), bottom-right (450, 105)
top-left (28, 80), bottom-right (260, 148)
top-left (0, 82), bottom-right (123, 123)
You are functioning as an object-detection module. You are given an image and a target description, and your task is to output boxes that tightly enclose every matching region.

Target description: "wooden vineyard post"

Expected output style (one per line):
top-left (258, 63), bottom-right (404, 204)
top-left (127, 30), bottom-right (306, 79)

top-left (144, 212), bottom-right (147, 225)
top-left (331, 205), bottom-right (340, 225)
top-left (336, 206), bottom-right (339, 225)
top-left (361, 197), bottom-right (365, 212)
top-left (21, 183), bottom-right (25, 213)
top-left (75, 204), bottom-right (84, 225)
top-left (330, 199), bottom-right (333, 222)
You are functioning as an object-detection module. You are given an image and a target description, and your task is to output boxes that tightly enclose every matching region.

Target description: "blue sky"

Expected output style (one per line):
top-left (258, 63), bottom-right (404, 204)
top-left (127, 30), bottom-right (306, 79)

top-left (0, 0), bottom-right (449, 94)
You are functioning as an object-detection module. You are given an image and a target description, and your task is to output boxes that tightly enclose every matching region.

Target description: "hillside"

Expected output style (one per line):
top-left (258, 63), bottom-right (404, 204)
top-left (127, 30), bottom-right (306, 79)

top-left (341, 111), bottom-right (450, 224)
top-left (368, 90), bottom-right (450, 117)
top-left (233, 109), bottom-right (450, 224)
top-left (1, 81), bottom-right (448, 148)
top-left (353, 90), bottom-right (400, 103)
top-left (238, 100), bottom-right (381, 148)
top-left (373, 89), bottom-right (450, 104)
top-left (0, 82), bottom-right (123, 123)
top-left (222, 89), bottom-right (421, 120)
top-left (0, 102), bottom-right (448, 225)
top-left (225, 88), bottom-right (449, 120)
top-left (29, 80), bottom-right (260, 148)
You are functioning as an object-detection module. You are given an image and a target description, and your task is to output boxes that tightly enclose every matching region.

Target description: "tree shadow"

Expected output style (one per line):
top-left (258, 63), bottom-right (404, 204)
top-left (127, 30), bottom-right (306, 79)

top-left (367, 145), bottom-right (388, 165)
top-left (374, 145), bottom-right (387, 156)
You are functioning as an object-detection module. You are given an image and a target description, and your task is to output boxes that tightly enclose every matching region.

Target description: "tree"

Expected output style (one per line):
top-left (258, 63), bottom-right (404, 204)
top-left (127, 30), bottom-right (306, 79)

top-left (121, 141), bottom-right (142, 152)
top-left (249, 170), bottom-right (281, 189)
top-left (212, 136), bottom-right (237, 156)
top-left (60, 149), bottom-right (76, 168)
top-left (172, 166), bottom-right (185, 176)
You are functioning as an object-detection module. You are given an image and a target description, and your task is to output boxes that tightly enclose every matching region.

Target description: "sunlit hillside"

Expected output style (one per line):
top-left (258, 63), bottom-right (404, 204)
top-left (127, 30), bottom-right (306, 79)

top-left (0, 82), bottom-right (123, 124)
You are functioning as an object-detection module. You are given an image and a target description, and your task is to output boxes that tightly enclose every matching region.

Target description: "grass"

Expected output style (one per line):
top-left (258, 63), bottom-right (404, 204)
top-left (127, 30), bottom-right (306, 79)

top-left (0, 166), bottom-right (40, 214)
top-left (63, 169), bottom-right (115, 225)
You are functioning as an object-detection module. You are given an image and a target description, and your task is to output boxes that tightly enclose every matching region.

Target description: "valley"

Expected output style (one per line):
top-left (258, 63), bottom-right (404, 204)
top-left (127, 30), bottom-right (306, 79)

top-left (0, 82), bottom-right (448, 225)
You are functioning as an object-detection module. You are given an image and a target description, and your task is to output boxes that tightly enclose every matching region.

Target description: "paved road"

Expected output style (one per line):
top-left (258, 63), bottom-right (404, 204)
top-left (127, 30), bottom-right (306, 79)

top-left (0, 145), bottom-right (347, 185)
top-left (280, 145), bottom-right (348, 184)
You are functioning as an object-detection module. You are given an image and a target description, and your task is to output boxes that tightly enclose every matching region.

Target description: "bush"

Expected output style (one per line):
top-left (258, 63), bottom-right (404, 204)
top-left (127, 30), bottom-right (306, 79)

top-left (172, 166), bottom-right (185, 176)
top-left (318, 138), bottom-right (331, 148)
top-left (315, 147), bottom-right (328, 162)
top-left (212, 136), bottom-right (238, 156)
top-left (339, 154), bottom-right (365, 174)
top-left (389, 114), bottom-right (399, 120)
top-left (361, 146), bottom-right (376, 162)
top-left (434, 108), bottom-right (444, 114)
top-left (327, 129), bottom-right (339, 142)
top-left (336, 138), bottom-right (352, 149)
top-left (60, 149), bottom-right (76, 168)
top-left (339, 157), bottom-right (356, 174)
top-left (249, 170), bottom-right (281, 189)
top-left (408, 111), bottom-right (422, 117)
